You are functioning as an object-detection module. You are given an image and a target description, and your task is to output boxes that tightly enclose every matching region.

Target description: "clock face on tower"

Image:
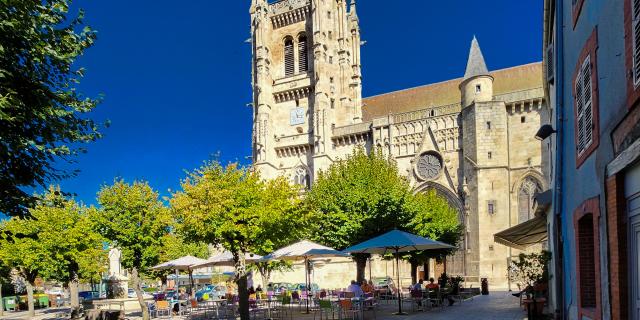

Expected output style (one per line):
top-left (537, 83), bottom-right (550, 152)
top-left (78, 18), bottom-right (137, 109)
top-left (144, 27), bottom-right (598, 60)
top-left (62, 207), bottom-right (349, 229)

top-left (290, 107), bottom-right (305, 126)
top-left (415, 152), bottom-right (443, 181)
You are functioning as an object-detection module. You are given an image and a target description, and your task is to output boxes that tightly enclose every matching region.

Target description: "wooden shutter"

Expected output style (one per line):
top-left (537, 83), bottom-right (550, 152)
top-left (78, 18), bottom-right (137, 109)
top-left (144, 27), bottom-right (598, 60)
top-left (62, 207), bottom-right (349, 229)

top-left (633, 0), bottom-right (640, 86)
top-left (576, 55), bottom-right (593, 155)
top-left (284, 39), bottom-right (295, 77)
top-left (298, 36), bottom-right (308, 73)
top-left (546, 45), bottom-right (554, 84)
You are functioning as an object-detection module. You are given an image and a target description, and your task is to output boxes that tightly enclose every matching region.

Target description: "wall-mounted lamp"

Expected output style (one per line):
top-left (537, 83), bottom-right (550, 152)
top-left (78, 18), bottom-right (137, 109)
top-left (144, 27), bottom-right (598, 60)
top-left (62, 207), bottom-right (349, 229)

top-left (535, 124), bottom-right (556, 141)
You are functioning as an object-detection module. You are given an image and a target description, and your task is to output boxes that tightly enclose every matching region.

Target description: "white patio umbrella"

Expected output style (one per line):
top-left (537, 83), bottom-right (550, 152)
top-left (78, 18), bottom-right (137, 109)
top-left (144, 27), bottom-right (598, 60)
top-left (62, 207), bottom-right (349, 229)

top-left (191, 251), bottom-right (263, 268)
top-left (151, 255), bottom-right (208, 296)
top-left (343, 230), bottom-right (455, 315)
top-left (260, 240), bottom-right (350, 313)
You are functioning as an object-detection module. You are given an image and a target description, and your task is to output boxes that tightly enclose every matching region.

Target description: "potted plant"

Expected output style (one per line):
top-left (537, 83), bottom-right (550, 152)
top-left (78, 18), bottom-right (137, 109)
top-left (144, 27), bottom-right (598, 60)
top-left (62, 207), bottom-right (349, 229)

top-left (449, 276), bottom-right (464, 295)
top-left (507, 251), bottom-right (551, 314)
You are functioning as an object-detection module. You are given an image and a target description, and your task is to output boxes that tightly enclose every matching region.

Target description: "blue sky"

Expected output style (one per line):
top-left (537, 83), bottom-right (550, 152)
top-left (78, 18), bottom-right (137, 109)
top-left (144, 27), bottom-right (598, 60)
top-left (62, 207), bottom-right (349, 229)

top-left (58, 0), bottom-right (542, 205)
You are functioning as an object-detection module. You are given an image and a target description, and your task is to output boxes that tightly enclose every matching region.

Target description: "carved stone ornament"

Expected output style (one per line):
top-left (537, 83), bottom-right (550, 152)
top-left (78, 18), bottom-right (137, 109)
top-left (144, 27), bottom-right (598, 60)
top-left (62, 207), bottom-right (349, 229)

top-left (415, 151), bottom-right (443, 181)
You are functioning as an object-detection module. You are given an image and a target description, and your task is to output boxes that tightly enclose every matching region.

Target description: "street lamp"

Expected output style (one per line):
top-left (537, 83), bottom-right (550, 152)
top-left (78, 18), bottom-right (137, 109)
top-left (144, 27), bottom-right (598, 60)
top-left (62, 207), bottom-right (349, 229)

top-left (535, 124), bottom-right (556, 141)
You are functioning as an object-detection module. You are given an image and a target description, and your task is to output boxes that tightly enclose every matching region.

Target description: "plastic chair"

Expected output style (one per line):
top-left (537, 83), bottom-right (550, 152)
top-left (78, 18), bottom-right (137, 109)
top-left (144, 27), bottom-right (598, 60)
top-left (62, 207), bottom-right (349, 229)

top-left (314, 299), bottom-right (336, 320)
top-left (408, 289), bottom-right (426, 312)
top-left (155, 300), bottom-right (171, 318)
top-left (338, 299), bottom-right (359, 320)
top-left (428, 288), bottom-right (444, 309)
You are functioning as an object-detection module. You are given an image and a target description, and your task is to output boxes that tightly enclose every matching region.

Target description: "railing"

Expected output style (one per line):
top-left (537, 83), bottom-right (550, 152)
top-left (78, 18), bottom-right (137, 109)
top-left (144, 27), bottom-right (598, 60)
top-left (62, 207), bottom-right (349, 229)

top-left (332, 122), bottom-right (372, 138)
top-left (269, 0), bottom-right (311, 15)
top-left (392, 103), bottom-right (461, 123)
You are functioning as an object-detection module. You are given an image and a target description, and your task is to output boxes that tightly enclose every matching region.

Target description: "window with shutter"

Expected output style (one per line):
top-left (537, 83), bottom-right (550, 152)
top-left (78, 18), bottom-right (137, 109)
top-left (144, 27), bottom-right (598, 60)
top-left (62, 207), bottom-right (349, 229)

top-left (298, 34), bottom-right (308, 73)
top-left (546, 45), bottom-right (554, 84)
top-left (633, 0), bottom-right (640, 86)
top-left (574, 28), bottom-right (599, 168)
top-left (576, 56), bottom-right (594, 155)
top-left (284, 37), bottom-right (295, 77)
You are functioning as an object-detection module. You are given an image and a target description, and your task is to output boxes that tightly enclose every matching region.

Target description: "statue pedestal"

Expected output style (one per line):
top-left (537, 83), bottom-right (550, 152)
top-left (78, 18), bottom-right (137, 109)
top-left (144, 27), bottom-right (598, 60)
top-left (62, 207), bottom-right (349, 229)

top-left (105, 275), bottom-right (129, 299)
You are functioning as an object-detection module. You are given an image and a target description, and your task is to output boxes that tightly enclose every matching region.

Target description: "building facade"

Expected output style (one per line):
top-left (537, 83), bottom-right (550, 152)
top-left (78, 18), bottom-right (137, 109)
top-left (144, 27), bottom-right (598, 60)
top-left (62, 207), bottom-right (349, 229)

top-left (543, 0), bottom-right (640, 319)
top-left (250, 0), bottom-right (547, 288)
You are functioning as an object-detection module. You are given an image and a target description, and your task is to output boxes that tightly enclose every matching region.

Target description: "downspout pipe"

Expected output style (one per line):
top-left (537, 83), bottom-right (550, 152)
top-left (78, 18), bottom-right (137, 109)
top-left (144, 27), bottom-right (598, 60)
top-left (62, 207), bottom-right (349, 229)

top-left (553, 0), bottom-right (565, 318)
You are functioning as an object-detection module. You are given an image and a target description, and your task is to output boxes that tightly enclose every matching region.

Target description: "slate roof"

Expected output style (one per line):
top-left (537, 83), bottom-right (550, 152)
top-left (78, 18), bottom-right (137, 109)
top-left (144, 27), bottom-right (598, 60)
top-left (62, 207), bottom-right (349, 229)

top-left (362, 62), bottom-right (543, 121)
top-left (464, 36), bottom-right (490, 79)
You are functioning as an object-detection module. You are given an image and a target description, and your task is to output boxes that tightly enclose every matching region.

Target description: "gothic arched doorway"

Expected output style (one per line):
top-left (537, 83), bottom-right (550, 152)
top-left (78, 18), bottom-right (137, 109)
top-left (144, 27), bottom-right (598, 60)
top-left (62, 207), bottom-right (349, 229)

top-left (414, 182), bottom-right (466, 278)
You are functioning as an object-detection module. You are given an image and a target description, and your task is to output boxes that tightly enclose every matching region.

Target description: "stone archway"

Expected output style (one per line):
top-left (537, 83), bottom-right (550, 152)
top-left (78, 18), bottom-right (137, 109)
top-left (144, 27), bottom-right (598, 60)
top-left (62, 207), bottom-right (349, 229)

top-left (413, 182), bottom-right (467, 278)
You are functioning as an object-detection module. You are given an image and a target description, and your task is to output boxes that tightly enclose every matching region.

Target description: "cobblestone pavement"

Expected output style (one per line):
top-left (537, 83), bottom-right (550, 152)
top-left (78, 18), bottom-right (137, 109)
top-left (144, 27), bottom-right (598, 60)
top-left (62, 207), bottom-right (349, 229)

top-left (0, 291), bottom-right (527, 319)
top-left (399, 291), bottom-right (527, 320)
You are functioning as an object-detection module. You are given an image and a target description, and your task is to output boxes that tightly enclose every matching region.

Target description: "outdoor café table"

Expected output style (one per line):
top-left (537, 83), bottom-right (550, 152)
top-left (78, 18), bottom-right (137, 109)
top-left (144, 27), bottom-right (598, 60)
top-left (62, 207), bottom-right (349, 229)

top-left (201, 298), bottom-right (225, 318)
top-left (256, 298), bottom-right (282, 319)
top-left (167, 299), bottom-right (188, 318)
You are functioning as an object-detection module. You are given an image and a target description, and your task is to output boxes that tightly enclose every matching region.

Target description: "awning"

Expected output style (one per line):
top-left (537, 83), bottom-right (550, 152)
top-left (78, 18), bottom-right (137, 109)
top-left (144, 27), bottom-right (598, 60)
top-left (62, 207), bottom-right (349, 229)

top-left (494, 215), bottom-right (548, 250)
top-left (533, 189), bottom-right (552, 216)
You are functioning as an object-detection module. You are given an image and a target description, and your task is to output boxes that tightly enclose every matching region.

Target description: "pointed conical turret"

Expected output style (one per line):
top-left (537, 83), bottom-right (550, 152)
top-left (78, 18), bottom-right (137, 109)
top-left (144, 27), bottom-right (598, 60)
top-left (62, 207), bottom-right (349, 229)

top-left (349, 0), bottom-right (358, 21)
top-left (464, 36), bottom-right (489, 80)
top-left (460, 36), bottom-right (494, 107)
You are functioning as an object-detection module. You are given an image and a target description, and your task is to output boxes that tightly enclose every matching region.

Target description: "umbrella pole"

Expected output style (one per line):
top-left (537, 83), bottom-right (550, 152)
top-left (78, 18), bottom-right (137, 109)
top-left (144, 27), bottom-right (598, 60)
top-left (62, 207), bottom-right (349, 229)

top-left (394, 248), bottom-right (406, 315)
top-left (303, 257), bottom-right (310, 314)
top-left (189, 269), bottom-right (194, 298)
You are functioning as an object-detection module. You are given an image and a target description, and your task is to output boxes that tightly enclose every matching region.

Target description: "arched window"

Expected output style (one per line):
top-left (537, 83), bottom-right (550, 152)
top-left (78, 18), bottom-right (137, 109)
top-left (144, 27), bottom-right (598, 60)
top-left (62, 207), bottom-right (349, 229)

top-left (518, 176), bottom-right (542, 223)
top-left (284, 37), bottom-right (295, 77)
top-left (294, 167), bottom-right (311, 190)
top-left (298, 34), bottom-right (308, 73)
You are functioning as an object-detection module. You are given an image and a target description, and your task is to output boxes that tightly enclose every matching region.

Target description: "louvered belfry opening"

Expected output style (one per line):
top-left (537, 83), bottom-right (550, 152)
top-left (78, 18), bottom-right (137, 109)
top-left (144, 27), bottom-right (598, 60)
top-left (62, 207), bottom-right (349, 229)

top-left (284, 37), bottom-right (295, 77)
top-left (575, 55), bottom-right (593, 155)
top-left (633, 0), bottom-right (640, 86)
top-left (298, 34), bottom-right (308, 73)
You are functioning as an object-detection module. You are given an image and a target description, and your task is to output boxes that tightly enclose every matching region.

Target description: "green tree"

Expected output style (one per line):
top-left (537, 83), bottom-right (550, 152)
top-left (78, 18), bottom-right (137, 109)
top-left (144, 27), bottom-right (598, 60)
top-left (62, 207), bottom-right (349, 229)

top-left (0, 0), bottom-right (105, 217)
top-left (403, 189), bottom-right (462, 282)
top-left (0, 187), bottom-right (105, 318)
top-left (0, 261), bottom-right (11, 317)
top-left (306, 148), bottom-right (462, 282)
top-left (154, 233), bottom-right (209, 287)
top-left (33, 189), bottom-right (106, 319)
top-left (172, 162), bottom-right (305, 320)
top-left (95, 180), bottom-right (171, 320)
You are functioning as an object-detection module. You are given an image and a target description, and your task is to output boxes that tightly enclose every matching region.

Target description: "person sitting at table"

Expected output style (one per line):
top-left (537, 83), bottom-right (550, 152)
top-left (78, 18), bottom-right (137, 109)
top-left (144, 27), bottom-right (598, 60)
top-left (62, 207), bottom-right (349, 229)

top-left (361, 280), bottom-right (373, 294)
top-left (424, 278), bottom-right (456, 306)
top-left (347, 280), bottom-right (364, 297)
top-left (248, 286), bottom-right (256, 295)
top-left (178, 288), bottom-right (189, 300)
top-left (412, 279), bottom-right (425, 291)
top-left (256, 285), bottom-right (263, 293)
top-left (425, 278), bottom-right (439, 290)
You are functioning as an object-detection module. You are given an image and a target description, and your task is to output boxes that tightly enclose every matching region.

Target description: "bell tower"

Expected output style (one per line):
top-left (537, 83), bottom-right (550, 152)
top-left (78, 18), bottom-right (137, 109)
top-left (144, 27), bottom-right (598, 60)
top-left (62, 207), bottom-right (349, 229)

top-left (250, 0), bottom-right (363, 181)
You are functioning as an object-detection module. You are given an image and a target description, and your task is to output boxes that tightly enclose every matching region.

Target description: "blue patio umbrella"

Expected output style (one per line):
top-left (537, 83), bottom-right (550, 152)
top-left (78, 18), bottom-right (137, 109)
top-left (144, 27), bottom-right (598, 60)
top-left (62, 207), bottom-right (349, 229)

top-left (343, 229), bottom-right (455, 315)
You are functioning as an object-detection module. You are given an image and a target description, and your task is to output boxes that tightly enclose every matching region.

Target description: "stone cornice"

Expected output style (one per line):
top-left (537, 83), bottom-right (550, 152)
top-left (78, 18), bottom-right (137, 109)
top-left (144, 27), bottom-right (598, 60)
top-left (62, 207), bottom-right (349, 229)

top-left (269, 0), bottom-right (311, 29)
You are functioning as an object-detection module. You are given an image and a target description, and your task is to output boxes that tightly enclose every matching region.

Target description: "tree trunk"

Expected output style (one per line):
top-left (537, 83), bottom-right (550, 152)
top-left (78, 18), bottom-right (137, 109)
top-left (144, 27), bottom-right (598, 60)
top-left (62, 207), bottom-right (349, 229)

top-left (443, 258), bottom-right (448, 274)
top-left (0, 283), bottom-right (4, 317)
top-left (233, 252), bottom-right (250, 320)
top-left (410, 260), bottom-right (418, 284)
top-left (26, 281), bottom-right (35, 317)
top-left (423, 259), bottom-right (430, 280)
top-left (131, 268), bottom-right (150, 320)
top-left (69, 267), bottom-right (81, 319)
top-left (354, 254), bottom-right (368, 283)
top-left (258, 264), bottom-right (271, 289)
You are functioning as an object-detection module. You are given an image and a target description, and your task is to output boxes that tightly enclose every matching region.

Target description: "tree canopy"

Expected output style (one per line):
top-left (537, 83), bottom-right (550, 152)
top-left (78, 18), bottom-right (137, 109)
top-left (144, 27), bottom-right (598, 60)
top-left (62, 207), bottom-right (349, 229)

top-left (0, 0), bottom-right (104, 217)
top-left (172, 161), bottom-right (305, 320)
top-left (94, 180), bottom-right (170, 320)
top-left (0, 186), bottom-right (105, 317)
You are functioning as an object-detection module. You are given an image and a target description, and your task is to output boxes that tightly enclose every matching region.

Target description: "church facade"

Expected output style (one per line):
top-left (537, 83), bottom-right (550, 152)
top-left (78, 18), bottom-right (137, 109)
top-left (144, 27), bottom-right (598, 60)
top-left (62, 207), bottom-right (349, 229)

top-left (250, 0), bottom-right (547, 288)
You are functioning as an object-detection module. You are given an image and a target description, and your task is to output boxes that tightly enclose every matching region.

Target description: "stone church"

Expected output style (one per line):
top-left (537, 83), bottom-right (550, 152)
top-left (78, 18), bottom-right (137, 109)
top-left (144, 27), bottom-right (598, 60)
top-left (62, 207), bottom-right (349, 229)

top-left (250, 0), bottom-right (547, 288)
